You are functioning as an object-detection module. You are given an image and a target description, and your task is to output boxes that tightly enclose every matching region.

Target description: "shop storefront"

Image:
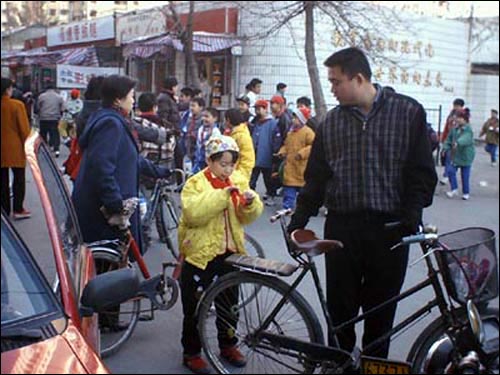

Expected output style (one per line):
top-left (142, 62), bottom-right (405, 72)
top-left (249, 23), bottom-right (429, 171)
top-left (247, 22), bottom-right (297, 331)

top-left (124, 32), bottom-right (240, 110)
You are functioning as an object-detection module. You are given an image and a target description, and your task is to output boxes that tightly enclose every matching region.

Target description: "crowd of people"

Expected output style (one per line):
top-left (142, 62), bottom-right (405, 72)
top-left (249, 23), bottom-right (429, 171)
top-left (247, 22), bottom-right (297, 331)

top-left (1, 45), bottom-right (498, 374)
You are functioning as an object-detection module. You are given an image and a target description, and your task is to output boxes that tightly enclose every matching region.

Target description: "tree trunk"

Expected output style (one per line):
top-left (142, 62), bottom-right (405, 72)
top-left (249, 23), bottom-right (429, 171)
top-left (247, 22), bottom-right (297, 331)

top-left (304, 2), bottom-right (327, 121)
top-left (185, 1), bottom-right (200, 88)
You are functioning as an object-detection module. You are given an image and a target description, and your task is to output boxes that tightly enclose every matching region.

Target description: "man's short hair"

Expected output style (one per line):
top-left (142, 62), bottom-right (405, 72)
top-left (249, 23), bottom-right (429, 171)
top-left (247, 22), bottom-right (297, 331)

top-left (138, 92), bottom-right (157, 112)
top-left (453, 98), bottom-right (465, 107)
top-left (276, 82), bottom-right (287, 91)
top-left (180, 87), bottom-right (194, 98)
top-left (204, 107), bottom-right (219, 119)
top-left (492, 109), bottom-right (498, 115)
top-left (296, 96), bottom-right (312, 108)
top-left (163, 76), bottom-right (178, 90)
top-left (191, 97), bottom-right (205, 108)
top-left (324, 47), bottom-right (372, 81)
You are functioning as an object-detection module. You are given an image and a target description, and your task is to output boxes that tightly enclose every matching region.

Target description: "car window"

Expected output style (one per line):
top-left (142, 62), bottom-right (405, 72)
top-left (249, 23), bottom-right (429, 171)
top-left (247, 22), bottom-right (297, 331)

top-left (36, 142), bottom-right (83, 297)
top-left (1, 217), bottom-right (63, 325)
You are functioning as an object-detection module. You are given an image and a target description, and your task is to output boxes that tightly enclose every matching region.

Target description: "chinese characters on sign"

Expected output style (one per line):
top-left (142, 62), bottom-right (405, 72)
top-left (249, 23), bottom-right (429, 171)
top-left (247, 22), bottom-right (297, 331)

top-left (48, 16), bottom-right (114, 47)
top-left (332, 30), bottom-right (443, 89)
top-left (331, 31), bottom-right (435, 58)
top-left (57, 64), bottom-right (120, 89)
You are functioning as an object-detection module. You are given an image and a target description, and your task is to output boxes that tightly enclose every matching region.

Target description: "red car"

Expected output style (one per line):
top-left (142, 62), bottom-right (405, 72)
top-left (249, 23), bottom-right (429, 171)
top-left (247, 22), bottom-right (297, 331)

top-left (1, 134), bottom-right (138, 374)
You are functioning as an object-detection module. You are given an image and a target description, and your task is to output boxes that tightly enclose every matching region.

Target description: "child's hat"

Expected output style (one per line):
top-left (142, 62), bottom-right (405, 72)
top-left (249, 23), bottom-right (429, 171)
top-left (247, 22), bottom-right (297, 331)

top-left (292, 107), bottom-right (311, 125)
top-left (205, 135), bottom-right (240, 157)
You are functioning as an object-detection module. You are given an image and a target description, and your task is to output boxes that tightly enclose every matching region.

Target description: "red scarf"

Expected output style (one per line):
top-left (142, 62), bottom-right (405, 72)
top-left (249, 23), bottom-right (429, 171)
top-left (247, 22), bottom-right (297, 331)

top-left (203, 169), bottom-right (246, 209)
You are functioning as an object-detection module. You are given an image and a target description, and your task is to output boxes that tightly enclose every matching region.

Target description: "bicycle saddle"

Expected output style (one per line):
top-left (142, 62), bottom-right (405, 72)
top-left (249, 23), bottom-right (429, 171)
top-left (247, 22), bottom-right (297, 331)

top-left (291, 229), bottom-right (343, 256)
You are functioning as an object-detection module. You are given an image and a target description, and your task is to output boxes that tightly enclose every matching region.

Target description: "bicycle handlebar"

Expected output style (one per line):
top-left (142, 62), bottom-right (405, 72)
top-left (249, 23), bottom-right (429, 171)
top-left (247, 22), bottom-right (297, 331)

top-left (270, 208), bottom-right (293, 223)
top-left (385, 221), bottom-right (439, 250)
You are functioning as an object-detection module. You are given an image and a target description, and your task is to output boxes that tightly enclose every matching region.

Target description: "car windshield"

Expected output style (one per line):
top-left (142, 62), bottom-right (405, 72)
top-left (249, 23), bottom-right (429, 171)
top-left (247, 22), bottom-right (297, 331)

top-left (1, 217), bottom-right (62, 325)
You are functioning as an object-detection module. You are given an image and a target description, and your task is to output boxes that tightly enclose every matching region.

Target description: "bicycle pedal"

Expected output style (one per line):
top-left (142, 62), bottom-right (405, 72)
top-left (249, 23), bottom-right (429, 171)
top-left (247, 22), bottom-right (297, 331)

top-left (139, 314), bottom-right (153, 321)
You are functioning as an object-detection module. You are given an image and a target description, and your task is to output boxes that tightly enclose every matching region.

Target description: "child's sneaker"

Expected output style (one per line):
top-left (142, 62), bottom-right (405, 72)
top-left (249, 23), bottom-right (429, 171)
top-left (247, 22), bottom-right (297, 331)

top-left (183, 355), bottom-right (211, 374)
top-left (220, 346), bottom-right (247, 367)
top-left (462, 194), bottom-right (470, 200)
top-left (446, 189), bottom-right (458, 198)
top-left (265, 197), bottom-right (276, 207)
top-left (13, 209), bottom-right (31, 220)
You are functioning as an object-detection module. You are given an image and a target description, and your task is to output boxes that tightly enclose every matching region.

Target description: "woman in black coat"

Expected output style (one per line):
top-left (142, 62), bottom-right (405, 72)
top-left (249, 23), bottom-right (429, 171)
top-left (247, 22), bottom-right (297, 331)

top-left (72, 75), bottom-right (170, 254)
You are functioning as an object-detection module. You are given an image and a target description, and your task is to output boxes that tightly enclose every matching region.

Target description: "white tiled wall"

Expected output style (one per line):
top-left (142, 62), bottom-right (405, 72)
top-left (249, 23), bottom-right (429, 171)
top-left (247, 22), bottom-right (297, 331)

top-left (236, 3), bottom-right (479, 129)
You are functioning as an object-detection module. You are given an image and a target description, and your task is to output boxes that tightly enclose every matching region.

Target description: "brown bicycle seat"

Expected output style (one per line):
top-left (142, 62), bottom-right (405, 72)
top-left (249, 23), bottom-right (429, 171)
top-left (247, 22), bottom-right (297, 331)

top-left (291, 229), bottom-right (343, 256)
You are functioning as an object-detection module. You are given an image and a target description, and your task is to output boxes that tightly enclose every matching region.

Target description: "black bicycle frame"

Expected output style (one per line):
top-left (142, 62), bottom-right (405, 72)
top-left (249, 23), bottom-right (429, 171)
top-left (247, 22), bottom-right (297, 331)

top-left (260, 217), bottom-right (457, 364)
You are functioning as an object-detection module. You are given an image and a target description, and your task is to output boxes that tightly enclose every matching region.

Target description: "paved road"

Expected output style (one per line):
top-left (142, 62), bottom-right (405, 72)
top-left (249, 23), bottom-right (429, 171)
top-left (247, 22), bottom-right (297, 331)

top-left (14, 140), bottom-right (499, 374)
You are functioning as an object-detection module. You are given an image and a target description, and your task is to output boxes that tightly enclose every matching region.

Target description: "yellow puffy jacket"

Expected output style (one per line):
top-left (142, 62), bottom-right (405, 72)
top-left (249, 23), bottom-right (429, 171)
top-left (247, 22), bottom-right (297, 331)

top-left (178, 169), bottom-right (263, 269)
top-left (278, 126), bottom-right (315, 187)
top-left (229, 123), bottom-right (255, 182)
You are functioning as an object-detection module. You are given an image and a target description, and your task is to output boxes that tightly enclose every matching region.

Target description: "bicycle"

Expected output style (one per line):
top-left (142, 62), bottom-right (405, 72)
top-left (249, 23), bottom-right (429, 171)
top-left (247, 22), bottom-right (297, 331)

top-left (139, 168), bottom-right (186, 260)
top-left (197, 209), bottom-right (499, 374)
top-left (89, 192), bottom-right (183, 358)
top-left (90, 176), bottom-right (266, 358)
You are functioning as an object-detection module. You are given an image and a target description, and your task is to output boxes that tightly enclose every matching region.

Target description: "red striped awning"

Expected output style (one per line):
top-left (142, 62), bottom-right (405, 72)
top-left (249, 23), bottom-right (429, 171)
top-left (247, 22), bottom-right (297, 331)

top-left (1, 46), bottom-right (99, 67)
top-left (123, 32), bottom-right (241, 58)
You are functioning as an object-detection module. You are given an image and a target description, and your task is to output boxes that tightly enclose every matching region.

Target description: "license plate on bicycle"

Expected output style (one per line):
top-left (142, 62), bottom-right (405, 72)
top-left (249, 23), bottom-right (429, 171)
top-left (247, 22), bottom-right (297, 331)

top-left (362, 357), bottom-right (411, 374)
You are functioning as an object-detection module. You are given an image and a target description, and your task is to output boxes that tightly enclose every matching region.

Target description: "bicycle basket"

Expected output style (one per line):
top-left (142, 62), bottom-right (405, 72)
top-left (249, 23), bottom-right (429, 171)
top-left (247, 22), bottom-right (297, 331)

top-left (437, 227), bottom-right (498, 305)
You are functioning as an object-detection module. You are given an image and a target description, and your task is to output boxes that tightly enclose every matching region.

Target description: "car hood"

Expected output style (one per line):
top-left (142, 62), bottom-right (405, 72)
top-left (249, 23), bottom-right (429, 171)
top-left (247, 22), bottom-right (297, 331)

top-left (1, 323), bottom-right (108, 374)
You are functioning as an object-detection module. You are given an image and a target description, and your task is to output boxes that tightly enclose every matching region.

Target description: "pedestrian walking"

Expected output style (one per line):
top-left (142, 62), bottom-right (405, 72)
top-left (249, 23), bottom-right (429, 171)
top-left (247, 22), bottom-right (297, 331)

top-left (1, 77), bottom-right (32, 219)
top-left (36, 84), bottom-right (65, 157)
top-left (480, 109), bottom-right (499, 167)
top-left (443, 108), bottom-right (475, 200)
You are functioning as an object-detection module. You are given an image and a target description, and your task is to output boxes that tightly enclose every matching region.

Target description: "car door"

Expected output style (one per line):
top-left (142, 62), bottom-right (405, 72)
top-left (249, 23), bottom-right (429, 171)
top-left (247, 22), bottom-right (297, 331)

top-left (24, 134), bottom-right (99, 350)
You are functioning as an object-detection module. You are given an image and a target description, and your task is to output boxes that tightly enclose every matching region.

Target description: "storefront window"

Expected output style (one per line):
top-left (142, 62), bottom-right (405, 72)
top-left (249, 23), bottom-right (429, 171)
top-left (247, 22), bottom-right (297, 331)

top-left (196, 53), bottom-right (232, 109)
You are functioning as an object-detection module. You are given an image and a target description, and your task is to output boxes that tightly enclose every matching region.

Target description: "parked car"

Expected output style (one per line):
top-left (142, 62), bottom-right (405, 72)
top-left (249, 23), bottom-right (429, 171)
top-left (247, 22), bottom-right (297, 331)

top-left (1, 134), bottom-right (139, 374)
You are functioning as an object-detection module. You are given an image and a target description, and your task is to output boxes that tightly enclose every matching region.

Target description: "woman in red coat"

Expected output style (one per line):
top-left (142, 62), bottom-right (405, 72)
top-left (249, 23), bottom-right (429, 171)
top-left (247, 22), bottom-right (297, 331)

top-left (1, 78), bottom-right (31, 219)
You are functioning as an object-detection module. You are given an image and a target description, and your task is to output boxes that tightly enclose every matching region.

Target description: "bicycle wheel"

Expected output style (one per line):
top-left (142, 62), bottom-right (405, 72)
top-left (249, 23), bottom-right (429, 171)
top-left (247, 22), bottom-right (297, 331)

top-left (244, 233), bottom-right (265, 258)
top-left (407, 306), bottom-right (499, 373)
top-left (92, 250), bottom-right (141, 358)
top-left (198, 271), bottom-right (324, 374)
top-left (156, 194), bottom-right (180, 260)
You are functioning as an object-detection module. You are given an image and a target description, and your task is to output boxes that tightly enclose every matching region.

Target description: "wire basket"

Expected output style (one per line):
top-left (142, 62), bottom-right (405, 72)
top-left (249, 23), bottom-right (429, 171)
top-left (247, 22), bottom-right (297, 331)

top-left (437, 227), bottom-right (498, 305)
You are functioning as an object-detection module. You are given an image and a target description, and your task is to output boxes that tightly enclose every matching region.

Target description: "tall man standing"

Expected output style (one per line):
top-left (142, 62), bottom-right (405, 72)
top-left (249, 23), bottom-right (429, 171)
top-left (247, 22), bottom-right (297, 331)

top-left (288, 47), bottom-right (437, 358)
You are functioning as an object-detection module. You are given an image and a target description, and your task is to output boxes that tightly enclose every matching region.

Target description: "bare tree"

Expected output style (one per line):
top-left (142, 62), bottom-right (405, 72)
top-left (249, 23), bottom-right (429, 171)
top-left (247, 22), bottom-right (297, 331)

top-left (231, 1), bottom-right (403, 120)
top-left (164, 1), bottom-right (201, 89)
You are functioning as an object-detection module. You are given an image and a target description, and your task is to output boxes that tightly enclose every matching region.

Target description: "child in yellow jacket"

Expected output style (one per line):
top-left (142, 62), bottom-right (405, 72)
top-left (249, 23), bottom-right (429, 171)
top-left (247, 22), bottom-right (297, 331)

top-left (178, 135), bottom-right (263, 373)
top-left (277, 107), bottom-right (315, 210)
top-left (223, 108), bottom-right (255, 182)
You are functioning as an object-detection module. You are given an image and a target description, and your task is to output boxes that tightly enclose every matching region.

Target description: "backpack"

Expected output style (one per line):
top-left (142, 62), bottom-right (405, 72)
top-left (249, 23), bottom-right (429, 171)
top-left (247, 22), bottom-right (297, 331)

top-left (426, 123), bottom-right (439, 152)
top-left (63, 138), bottom-right (82, 181)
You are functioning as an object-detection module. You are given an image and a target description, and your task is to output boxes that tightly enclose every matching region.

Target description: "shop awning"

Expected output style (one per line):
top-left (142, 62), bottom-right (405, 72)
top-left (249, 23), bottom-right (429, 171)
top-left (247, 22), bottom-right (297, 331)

top-left (1, 46), bottom-right (99, 67)
top-left (123, 32), bottom-right (241, 59)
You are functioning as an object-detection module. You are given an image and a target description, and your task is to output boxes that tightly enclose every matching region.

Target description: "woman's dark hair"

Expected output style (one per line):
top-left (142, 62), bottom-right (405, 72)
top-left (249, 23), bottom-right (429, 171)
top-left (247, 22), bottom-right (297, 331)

top-left (209, 150), bottom-right (239, 163)
top-left (100, 75), bottom-right (136, 108)
top-left (84, 76), bottom-right (105, 100)
top-left (453, 98), bottom-right (465, 107)
top-left (324, 47), bottom-right (372, 81)
top-left (276, 82), bottom-right (287, 91)
top-left (225, 108), bottom-right (245, 126)
top-left (1, 77), bottom-right (13, 96)
top-left (138, 92), bottom-right (157, 112)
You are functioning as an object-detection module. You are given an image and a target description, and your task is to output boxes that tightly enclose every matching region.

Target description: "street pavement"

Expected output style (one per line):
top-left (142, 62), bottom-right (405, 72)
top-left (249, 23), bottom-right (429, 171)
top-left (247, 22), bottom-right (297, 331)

top-left (13, 139), bottom-right (499, 374)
